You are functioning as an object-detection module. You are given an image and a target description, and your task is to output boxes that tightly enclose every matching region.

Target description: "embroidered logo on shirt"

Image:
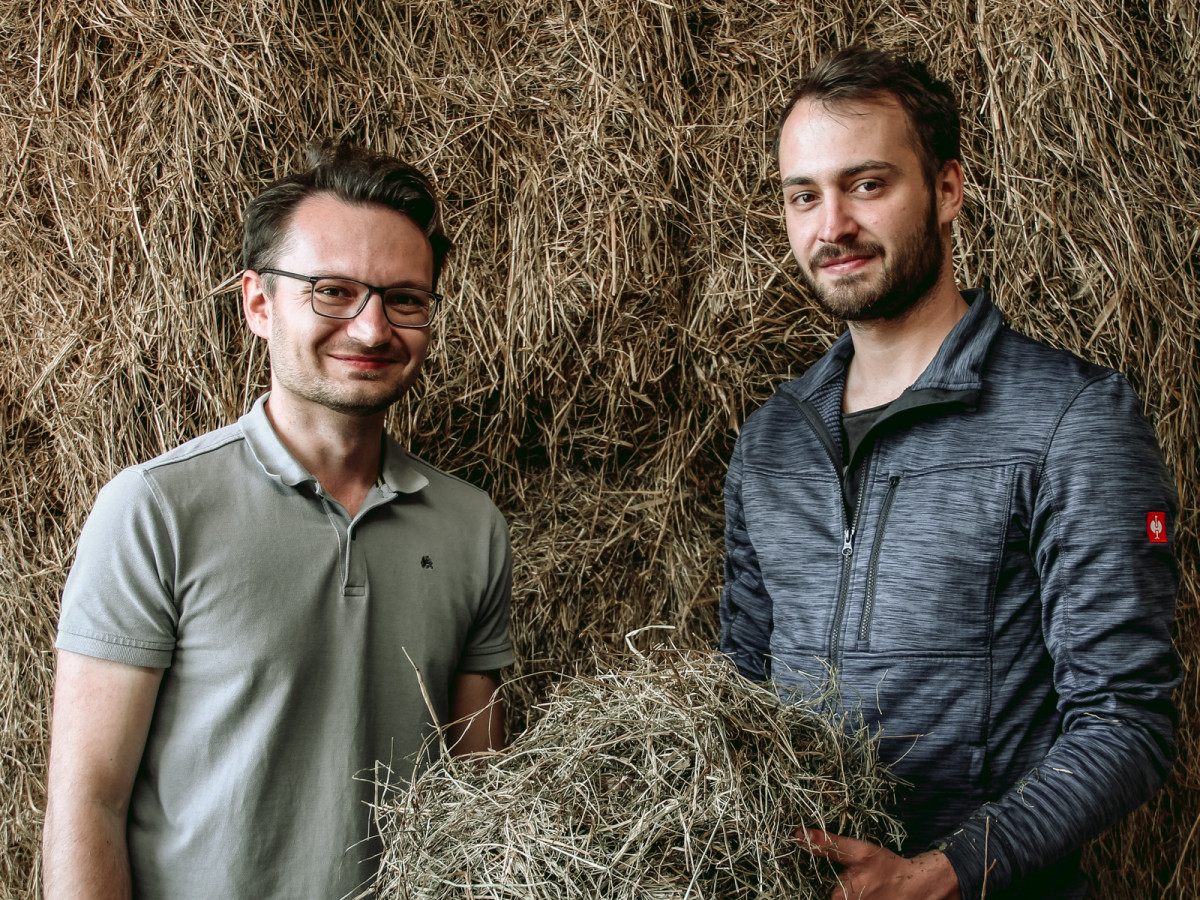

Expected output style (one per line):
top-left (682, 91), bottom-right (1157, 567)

top-left (421, 555), bottom-right (434, 569)
top-left (1147, 512), bottom-right (1167, 543)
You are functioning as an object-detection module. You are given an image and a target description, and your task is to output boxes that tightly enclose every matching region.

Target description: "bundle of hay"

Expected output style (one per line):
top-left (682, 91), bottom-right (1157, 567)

top-left (373, 646), bottom-right (902, 899)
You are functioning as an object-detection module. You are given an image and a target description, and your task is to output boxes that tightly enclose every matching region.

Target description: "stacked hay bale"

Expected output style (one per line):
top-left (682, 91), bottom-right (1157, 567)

top-left (1, 0), bottom-right (1197, 897)
top-left (374, 646), bottom-right (901, 899)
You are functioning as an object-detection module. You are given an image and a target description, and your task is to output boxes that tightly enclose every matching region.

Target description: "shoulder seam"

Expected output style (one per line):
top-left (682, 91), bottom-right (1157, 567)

top-left (1035, 370), bottom-right (1124, 472)
top-left (136, 426), bottom-right (247, 473)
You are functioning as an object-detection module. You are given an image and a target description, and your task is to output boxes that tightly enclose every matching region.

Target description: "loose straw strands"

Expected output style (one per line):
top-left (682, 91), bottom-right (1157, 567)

top-left (374, 647), bottom-right (902, 899)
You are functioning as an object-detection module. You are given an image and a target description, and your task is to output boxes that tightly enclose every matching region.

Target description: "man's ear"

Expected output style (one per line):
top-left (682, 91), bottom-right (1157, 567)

top-left (936, 159), bottom-right (965, 225)
top-left (242, 269), bottom-right (272, 340)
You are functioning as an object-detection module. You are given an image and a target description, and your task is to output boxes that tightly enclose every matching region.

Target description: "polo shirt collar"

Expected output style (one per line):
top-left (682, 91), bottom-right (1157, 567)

top-left (379, 436), bottom-right (429, 495)
top-left (240, 395), bottom-right (313, 488)
top-left (239, 394), bottom-right (429, 495)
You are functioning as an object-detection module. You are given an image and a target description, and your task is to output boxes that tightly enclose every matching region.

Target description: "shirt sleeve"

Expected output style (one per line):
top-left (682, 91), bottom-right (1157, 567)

top-left (719, 436), bottom-right (775, 681)
top-left (458, 503), bottom-right (514, 672)
top-left (56, 467), bottom-right (180, 668)
top-left (940, 372), bottom-right (1180, 896)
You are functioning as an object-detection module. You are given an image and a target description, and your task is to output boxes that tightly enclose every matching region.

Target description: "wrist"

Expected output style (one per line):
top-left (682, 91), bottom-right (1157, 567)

top-left (914, 850), bottom-right (961, 900)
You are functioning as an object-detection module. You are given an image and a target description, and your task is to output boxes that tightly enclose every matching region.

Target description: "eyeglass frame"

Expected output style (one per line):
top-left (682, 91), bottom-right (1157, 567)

top-left (254, 268), bottom-right (443, 329)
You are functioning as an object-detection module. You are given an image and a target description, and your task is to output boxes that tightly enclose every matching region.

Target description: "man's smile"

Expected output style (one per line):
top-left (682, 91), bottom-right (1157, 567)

top-left (810, 240), bottom-right (885, 275)
top-left (818, 253), bottom-right (875, 275)
top-left (330, 354), bottom-right (397, 370)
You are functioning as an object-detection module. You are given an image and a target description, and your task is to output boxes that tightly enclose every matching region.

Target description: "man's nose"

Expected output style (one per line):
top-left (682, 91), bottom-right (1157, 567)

top-left (818, 195), bottom-right (858, 245)
top-left (346, 290), bottom-right (393, 345)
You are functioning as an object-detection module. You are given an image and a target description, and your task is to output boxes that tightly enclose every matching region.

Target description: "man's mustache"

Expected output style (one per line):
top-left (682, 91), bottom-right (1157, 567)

top-left (809, 241), bottom-right (885, 268)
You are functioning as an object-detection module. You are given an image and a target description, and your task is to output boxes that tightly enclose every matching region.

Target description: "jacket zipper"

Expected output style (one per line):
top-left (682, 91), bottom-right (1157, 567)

top-left (859, 476), bottom-right (901, 642)
top-left (829, 453), bottom-right (872, 663)
top-left (783, 392), bottom-right (867, 668)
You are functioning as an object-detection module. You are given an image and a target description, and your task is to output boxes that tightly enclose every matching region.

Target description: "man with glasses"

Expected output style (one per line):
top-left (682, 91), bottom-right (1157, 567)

top-left (43, 145), bottom-right (513, 899)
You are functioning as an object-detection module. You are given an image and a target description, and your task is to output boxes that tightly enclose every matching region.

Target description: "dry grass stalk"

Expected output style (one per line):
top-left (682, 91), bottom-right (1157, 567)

top-left (373, 646), bottom-right (902, 899)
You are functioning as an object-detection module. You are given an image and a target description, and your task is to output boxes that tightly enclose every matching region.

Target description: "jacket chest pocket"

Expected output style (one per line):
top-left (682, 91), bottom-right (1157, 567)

top-left (856, 463), bottom-right (1015, 651)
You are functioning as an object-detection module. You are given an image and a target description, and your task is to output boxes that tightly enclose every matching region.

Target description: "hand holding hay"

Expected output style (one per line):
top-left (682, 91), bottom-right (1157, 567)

top-left (801, 829), bottom-right (960, 900)
top-left (372, 647), bottom-right (903, 899)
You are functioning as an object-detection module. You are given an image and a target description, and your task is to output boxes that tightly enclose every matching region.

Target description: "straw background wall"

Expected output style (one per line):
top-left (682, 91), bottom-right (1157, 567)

top-left (2, 0), bottom-right (1197, 896)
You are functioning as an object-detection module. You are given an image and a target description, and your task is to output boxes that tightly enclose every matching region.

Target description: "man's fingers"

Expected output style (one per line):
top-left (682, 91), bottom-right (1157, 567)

top-left (798, 829), bottom-right (880, 864)
top-left (797, 827), bottom-right (843, 861)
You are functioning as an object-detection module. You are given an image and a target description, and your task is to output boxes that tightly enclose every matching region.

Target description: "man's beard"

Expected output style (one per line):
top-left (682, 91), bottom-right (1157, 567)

top-left (802, 193), bottom-right (944, 322)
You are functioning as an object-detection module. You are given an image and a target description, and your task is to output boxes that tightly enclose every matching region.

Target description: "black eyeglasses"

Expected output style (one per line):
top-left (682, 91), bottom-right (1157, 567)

top-left (257, 268), bottom-right (442, 329)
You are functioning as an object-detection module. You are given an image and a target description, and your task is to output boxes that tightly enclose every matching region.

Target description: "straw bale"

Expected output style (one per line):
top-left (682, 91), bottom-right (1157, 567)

top-left (373, 646), bottom-right (902, 899)
top-left (2, 0), bottom-right (1198, 896)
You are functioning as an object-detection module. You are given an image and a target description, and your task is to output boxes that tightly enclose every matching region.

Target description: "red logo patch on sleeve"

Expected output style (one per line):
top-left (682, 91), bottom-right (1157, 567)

top-left (1147, 512), bottom-right (1168, 543)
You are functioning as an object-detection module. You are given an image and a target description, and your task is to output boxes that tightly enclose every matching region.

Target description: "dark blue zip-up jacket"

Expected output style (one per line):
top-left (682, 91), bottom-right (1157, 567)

top-left (720, 291), bottom-right (1179, 898)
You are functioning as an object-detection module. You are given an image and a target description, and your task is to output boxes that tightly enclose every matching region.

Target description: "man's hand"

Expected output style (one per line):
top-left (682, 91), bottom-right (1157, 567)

top-left (800, 828), bottom-right (961, 900)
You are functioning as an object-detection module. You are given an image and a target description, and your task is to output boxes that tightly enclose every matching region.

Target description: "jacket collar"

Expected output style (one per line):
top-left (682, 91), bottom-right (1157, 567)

top-left (780, 288), bottom-right (1002, 410)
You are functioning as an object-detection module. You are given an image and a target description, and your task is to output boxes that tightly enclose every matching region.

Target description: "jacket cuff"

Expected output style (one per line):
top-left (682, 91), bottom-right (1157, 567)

top-left (935, 816), bottom-right (1006, 899)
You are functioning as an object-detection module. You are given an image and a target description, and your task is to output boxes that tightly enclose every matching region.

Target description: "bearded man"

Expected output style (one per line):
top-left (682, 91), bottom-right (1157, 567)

top-left (719, 47), bottom-right (1179, 899)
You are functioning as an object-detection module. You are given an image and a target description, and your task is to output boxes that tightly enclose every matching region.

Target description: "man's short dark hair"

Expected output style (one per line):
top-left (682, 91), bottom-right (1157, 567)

top-left (773, 46), bottom-right (960, 186)
top-left (242, 142), bottom-right (452, 288)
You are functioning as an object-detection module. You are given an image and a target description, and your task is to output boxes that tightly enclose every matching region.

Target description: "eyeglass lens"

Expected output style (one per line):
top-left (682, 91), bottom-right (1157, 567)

top-left (311, 278), bottom-right (435, 327)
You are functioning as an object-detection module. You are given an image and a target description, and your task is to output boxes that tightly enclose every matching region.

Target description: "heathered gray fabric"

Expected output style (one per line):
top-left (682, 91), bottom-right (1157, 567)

top-left (57, 394), bottom-right (513, 900)
top-left (720, 291), bottom-right (1179, 899)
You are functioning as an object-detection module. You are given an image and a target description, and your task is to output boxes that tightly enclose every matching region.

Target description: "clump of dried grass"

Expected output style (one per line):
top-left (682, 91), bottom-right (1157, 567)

top-left (373, 644), bottom-right (902, 899)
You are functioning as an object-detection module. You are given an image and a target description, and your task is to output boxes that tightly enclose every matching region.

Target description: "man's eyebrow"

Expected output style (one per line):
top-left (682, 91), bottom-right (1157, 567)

top-left (781, 160), bottom-right (899, 188)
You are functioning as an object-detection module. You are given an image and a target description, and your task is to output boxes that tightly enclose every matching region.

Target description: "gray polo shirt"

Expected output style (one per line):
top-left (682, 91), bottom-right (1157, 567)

top-left (57, 395), bottom-right (513, 899)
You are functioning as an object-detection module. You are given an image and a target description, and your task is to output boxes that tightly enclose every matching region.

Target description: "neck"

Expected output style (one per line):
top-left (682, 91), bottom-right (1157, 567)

top-left (842, 272), bottom-right (967, 413)
top-left (263, 393), bottom-right (387, 517)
